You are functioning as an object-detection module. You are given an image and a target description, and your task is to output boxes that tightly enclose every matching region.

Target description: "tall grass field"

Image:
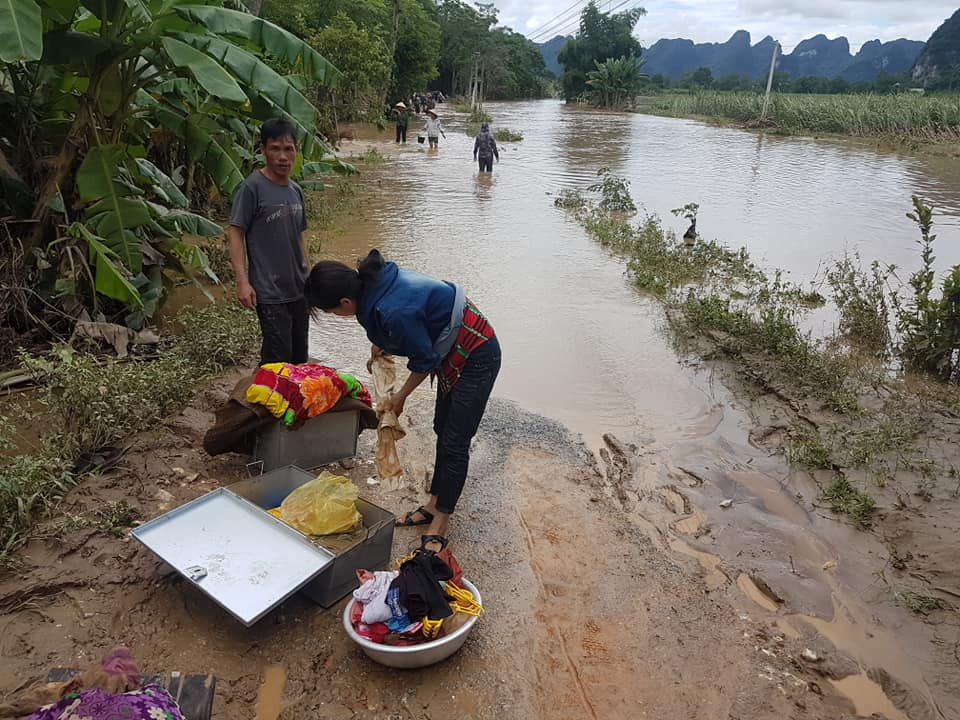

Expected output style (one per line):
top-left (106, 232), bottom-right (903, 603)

top-left (650, 92), bottom-right (960, 139)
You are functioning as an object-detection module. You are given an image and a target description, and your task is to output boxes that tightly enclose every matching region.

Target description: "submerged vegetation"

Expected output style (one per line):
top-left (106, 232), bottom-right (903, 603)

top-left (647, 91), bottom-right (960, 140)
top-left (557, 170), bottom-right (960, 534)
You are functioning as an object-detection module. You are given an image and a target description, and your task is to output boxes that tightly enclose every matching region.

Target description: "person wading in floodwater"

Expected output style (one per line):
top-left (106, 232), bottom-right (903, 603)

top-left (423, 108), bottom-right (445, 149)
top-left (393, 101), bottom-right (410, 144)
top-left (304, 250), bottom-right (501, 553)
top-left (228, 118), bottom-right (309, 364)
top-left (473, 122), bottom-right (499, 173)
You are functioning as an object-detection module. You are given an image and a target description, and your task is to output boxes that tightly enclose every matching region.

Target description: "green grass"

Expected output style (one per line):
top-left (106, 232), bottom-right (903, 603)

top-left (0, 451), bottom-right (74, 563)
top-left (823, 476), bottom-right (876, 527)
top-left (494, 128), bottom-right (523, 142)
top-left (2, 302), bottom-right (259, 562)
top-left (893, 588), bottom-right (949, 614)
top-left (786, 428), bottom-right (832, 469)
top-left (648, 91), bottom-right (960, 140)
top-left (352, 147), bottom-right (386, 165)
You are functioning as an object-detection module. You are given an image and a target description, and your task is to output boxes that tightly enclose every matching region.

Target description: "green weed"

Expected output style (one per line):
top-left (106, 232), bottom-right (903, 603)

top-left (174, 302), bottom-right (259, 370)
top-left (354, 147), bottom-right (386, 165)
top-left (786, 428), bottom-right (832, 469)
top-left (588, 167), bottom-right (636, 213)
top-left (554, 189), bottom-right (587, 211)
top-left (893, 197), bottom-right (960, 383)
top-left (823, 475), bottom-right (876, 527)
top-left (826, 252), bottom-right (894, 354)
top-left (0, 450), bottom-right (74, 565)
top-left (846, 420), bottom-right (914, 468)
top-left (494, 128), bottom-right (523, 142)
top-left (893, 588), bottom-right (948, 614)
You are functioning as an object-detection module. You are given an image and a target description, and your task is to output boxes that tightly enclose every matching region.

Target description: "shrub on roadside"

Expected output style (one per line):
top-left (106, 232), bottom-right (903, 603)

top-left (0, 448), bottom-right (74, 563)
top-left (174, 302), bottom-right (259, 370)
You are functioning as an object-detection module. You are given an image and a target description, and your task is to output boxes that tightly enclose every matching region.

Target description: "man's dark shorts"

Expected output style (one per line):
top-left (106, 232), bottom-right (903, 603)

top-left (256, 298), bottom-right (309, 364)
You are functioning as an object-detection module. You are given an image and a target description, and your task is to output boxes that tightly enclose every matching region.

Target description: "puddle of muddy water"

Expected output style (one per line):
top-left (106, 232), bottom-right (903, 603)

top-left (830, 673), bottom-right (908, 720)
top-left (254, 664), bottom-right (286, 720)
top-left (669, 538), bottom-right (728, 591)
top-left (737, 573), bottom-right (780, 614)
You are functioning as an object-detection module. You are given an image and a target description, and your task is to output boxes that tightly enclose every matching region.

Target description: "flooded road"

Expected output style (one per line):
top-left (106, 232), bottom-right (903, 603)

top-left (312, 98), bottom-right (960, 448)
top-left (309, 100), bottom-right (960, 719)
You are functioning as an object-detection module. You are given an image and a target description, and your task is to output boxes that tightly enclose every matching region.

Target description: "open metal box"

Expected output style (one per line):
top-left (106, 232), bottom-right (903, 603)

top-left (132, 466), bottom-right (395, 625)
top-left (229, 466), bottom-right (395, 608)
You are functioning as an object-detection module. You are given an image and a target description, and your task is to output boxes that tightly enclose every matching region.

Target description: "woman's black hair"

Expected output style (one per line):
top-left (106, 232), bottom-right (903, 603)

top-left (304, 249), bottom-right (385, 311)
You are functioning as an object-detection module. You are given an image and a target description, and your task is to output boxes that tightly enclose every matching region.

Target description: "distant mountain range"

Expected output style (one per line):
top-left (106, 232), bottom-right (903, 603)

top-left (533, 30), bottom-right (925, 83)
top-left (912, 8), bottom-right (960, 88)
top-left (534, 35), bottom-right (570, 76)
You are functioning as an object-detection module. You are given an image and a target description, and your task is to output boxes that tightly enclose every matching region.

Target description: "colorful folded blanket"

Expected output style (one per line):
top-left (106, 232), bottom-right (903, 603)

top-left (246, 363), bottom-right (372, 426)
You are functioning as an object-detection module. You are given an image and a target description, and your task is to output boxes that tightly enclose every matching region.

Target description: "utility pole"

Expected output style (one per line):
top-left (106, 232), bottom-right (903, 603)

top-left (469, 52), bottom-right (480, 110)
top-left (761, 41), bottom-right (779, 122)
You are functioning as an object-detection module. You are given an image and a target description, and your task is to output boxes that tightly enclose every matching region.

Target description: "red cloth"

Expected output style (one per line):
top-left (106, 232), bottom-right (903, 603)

top-left (438, 549), bottom-right (464, 587)
top-left (356, 622), bottom-right (389, 643)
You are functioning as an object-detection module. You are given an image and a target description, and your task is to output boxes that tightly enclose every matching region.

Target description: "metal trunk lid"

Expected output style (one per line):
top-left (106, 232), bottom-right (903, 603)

top-left (132, 487), bottom-right (334, 626)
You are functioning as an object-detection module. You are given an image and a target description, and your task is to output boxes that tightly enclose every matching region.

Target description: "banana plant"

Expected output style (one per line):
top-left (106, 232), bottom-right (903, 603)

top-left (0, 0), bottom-right (346, 327)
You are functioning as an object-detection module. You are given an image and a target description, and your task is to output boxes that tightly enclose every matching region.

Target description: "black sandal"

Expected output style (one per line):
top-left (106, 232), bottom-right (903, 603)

top-left (420, 534), bottom-right (449, 552)
top-left (397, 506), bottom-right (434, 527)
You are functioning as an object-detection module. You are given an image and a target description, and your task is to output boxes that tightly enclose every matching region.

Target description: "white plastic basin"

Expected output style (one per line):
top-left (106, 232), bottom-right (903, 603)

top-left (342, 578), bottom-right (481, 668)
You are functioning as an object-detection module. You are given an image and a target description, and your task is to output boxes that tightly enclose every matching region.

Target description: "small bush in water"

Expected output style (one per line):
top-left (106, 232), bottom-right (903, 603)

top-left (494, 128), bottom-right (523, 142)
top-left (826, 253), bottom-right (895, 355)
top-left (893, 197), bottom-right (960, 383)
top-left (588, 167), bottom-right (636, 213)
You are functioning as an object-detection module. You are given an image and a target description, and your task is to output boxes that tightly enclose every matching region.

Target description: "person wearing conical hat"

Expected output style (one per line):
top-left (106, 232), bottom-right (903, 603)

top-left (393, 102), bottom-right (410, 144)
top-left (423, 108), bottom-right (445, 149)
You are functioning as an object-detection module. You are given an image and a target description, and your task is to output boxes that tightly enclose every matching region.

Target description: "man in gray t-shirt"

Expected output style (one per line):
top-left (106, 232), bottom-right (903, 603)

top-left (228, 118), bottom-right (310, 364)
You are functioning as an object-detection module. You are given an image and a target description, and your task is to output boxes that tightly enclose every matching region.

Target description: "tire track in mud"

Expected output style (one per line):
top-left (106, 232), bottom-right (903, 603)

top-left (517, 509), bottom-right (599, 720)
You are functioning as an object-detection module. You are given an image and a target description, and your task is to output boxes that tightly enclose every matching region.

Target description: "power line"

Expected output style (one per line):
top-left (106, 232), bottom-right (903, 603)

top-left (527, 0), bottom-right (590, 41)
top-left (533, 0), bottom-right (640, 42)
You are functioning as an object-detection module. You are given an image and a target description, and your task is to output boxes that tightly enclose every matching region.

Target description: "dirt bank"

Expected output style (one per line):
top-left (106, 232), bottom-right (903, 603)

top-left (0, 368), bottom-right (869, 719)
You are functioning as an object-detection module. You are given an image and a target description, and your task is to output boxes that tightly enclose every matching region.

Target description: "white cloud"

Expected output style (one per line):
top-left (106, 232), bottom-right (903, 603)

top-left (489, 0), bottom-right (954, 51)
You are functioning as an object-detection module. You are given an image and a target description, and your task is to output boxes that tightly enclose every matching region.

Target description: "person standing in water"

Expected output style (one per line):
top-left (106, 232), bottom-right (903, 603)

top-left (228, 118), bottom-right (309, 364)
top-left (423, 108), bottom-right (445, 149)
top-left (393, 102), bottom-right (410, 144)
top-left (473, 122), bottom-right (499, 172)
top-left (304, 250), bottom-right (501, 553)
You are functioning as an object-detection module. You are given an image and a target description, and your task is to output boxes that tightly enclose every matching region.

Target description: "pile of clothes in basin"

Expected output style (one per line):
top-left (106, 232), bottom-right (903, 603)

top-left (351, 548), bottom-right (481, 645)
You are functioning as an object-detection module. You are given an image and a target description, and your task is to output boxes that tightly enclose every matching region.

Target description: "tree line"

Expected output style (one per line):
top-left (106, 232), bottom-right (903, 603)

top-left (0, 0), bottom-right (551, 339)
top-left (260, 0), bottom-right (552, 125)
top-left (657, 67), bottom-right (920, 95)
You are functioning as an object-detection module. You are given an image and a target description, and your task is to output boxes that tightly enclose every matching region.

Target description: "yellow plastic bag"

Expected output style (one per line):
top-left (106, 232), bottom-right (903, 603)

top-left (279, 471), bottom-right (362, 535)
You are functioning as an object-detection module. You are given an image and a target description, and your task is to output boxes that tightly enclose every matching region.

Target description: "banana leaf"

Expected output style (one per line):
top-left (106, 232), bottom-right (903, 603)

top-left (71, 222), bottom-right (143, 307)
top-left (134, 157), bottom-right (188, 208)
top-left (161, 36), bottom-right (247, 103)
top-left (173, 32), bottom-right (316, 129)
top-left (173, 6), bottom-right (341, 86)
top-left (0, 0), bottom-right (43, 62)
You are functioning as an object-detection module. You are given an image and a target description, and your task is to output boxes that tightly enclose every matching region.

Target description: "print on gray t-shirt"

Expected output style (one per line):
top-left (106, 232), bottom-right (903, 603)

top-left (229, 170), bottom-right (308, 304)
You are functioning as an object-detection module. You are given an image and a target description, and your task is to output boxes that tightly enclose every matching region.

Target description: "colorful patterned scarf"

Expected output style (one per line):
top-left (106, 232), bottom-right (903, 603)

top-left (436, 300), bottom-right (495, 395)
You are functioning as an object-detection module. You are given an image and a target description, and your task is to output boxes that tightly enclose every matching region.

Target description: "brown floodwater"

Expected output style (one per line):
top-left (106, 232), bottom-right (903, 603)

top-left (309, 100), bottom-right (960, 718)
top-left (310, 99), bottom-right (960, 448)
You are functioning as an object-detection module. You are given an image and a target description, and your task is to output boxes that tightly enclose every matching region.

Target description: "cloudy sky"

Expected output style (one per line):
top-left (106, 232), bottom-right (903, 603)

top-left (492, 0), bottom-right (956, 53)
